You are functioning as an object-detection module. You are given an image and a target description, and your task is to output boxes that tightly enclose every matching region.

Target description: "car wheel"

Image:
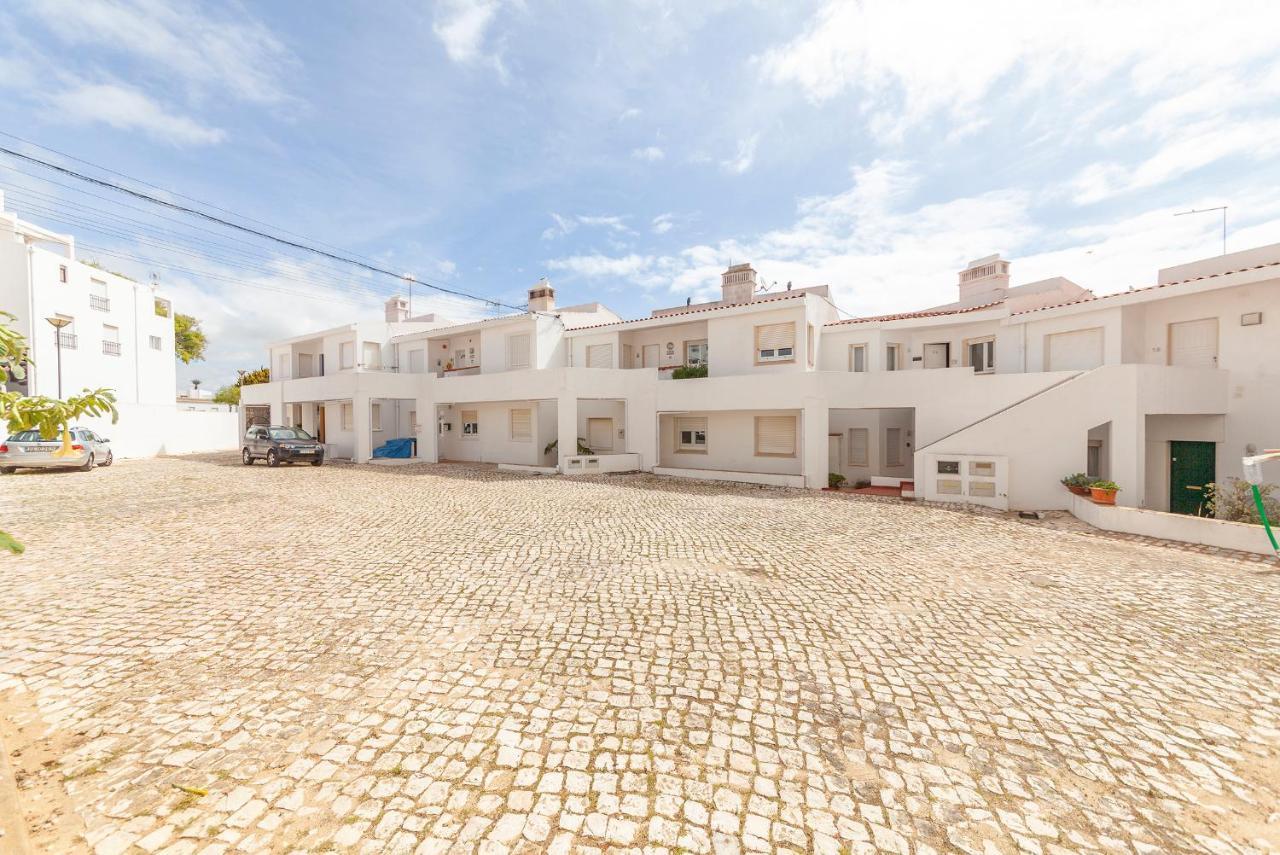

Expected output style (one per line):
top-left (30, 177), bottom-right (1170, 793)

top-left (311, 455), bottom-right (324, 467)
top-left (0, 466), bottom-right (14, 475)
top-left (100, 450), bottom-right (113, 467)
top-left (267, 449), bottom-right (279, 467)
top-left (80, 453), bottom-right (95, 472)
top-left (242, 448), bottom-right (254, 465)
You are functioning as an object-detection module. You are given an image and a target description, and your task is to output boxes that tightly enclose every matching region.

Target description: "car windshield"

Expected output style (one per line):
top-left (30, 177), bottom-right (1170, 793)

top-left (269, 428), bottom-right (313, 440)
top-left (10, 430), bottom-right (45, 442)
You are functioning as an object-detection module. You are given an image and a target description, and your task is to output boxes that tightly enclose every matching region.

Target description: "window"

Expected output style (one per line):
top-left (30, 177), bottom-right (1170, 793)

top-left (101, 324), bottom-right (120, 356)
top-left (148, 335), bottom-right (162, 350)
top-left (340, 341), bottom-right (354, 369)
top-left (885, 344), bottom-right (901, 371)
top-left (937, 460), bottom-right (959, 474)
top-left (58, 265), bottom-right (67, 283)
top-left (849, 344), bottom-right (866, 373)
top-left (362, 342), bottom-right (381, 369)
top-left (807, 324), bottom-right (816, 367)
top-left (586, 343), bottom-right (613, 369)
top-left (676, 417), bottom-right (707, 452)
top-left (587, 417), bottom-right (613, 451)
top-left (507, 333), bottom-right (531, 370)
top-left (966, 337), bottom-right (995, 374)
top-left (154, 298), bottom-right (170, 318)
top-left (408, 348), bottom-right (425, 373)
top-left (755, 415), bottom-right (797, 457)
top-left (684, 340), bottom-right (708, 366)
top-left (461, 409), bottom-right (478, 439)
top-left (277, 353), bottom-right (290, 379)
top-left (371, 403), bottom-right (382, 432)
top-left (341, 403), bottom-right (353, 431)
top-left (848, 428), bottom-right (869, 467)
top-left (755, 323), bottom-right (796, 364)
top-left (885, 427), bottom-right (903, 467)
top-left (509, 408), bottom-right (532, 441)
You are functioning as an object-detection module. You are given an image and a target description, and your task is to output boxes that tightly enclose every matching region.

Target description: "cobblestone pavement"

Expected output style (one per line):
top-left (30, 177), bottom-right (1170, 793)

top-left (1, 454), bottom-right (1278, 855)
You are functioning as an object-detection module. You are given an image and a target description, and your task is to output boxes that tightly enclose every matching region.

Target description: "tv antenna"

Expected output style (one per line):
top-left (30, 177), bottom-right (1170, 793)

top-left (1174, 206), bottom-right (1227, 256)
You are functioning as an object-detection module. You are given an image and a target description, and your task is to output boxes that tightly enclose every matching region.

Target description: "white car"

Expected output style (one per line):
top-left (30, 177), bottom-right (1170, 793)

top-left (0, 427), bottom-right (114, 473)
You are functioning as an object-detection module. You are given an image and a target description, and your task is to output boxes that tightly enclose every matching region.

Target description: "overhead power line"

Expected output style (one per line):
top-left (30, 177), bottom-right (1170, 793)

top-left (0, 141), bottom-right (530, 315)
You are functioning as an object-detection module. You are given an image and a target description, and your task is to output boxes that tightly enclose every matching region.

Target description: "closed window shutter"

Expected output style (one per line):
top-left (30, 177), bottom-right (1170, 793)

top-left (587, 343), bottom-right (613, 369)
top-left (755, 416), bottom-right (796, 456)
top-left (885, 427), bottom-right (902, 466)
top-left (756, 323), bottom-right (795, 358)
top-left (588, 418), bottom-right (613, 451)
top-left (848, 428), bottom-right (869, 466)
top-left (508, 334), bottom-right (530, 369)
top-left (510, 408), bottom-right (532, 440)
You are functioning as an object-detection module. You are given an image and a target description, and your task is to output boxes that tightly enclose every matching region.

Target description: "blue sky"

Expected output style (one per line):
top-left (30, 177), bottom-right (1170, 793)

top-left (2, 0), bottom-right (1279, 389)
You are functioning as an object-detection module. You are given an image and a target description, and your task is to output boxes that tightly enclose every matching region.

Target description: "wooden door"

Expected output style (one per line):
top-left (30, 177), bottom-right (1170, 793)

top-left (316, 406), bottom-right (326, 443)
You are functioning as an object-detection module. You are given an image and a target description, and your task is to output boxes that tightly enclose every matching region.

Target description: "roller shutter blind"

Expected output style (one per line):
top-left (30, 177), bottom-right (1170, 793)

top-left (755, 415), bottom-right (797, 456)
top-left (586, 343), bottom-right (613, 369)
top-left (755, 323), bottom-right (796, 361)
top-left (509, 408), bottom-right (532, 440)
top-left (507, 333), bottom-right (531, 369)
top-left (848, 428), bottom-right (869, 466)
top-left (588, 418), bottom-right (613, 451)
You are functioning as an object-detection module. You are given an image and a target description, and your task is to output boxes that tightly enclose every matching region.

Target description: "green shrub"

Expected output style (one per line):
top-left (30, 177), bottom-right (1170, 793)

top-left (1204, 478), bottom-right (1280, 524)
top-left (1089, 480), bottom-right (1120, 492)
top-left (828, 472), bottom-right (847, 489)
top-left (671, 363), bottom-right (708, 380)
top-left (1061, 472), bottom-right (1091, 488)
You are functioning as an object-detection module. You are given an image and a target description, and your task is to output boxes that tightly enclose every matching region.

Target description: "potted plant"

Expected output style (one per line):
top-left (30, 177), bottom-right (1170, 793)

top-left (1089, 480), bottom-right (1120, 504)
top-left (1061, 473), bottom-right (1092, 496)
top-left (825, 472), bottom-right (847, 491)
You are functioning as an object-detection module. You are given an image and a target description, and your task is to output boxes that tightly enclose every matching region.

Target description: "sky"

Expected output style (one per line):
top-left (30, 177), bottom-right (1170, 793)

top-left (2, 0), bottom-right (1279, 391)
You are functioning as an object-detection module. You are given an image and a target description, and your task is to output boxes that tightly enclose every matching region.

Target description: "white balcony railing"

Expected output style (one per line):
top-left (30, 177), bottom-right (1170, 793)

top-left (102, 341), bottom-right (121, 356)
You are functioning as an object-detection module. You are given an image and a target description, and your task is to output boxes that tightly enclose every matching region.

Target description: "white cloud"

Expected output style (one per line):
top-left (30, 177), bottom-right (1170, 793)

top-left (48, 83), bottom-right (226, 146)
top-left (546, 253), bottom-right (656, 280)
top-left (541, 212), bottom-right (634, 240)
top-left (721, 134), bottom-right (758, 175)
top-left (631, 146), bottom-right (665, 162)
top-left (651, 213), bottom-right (675, 235)
top-left (24, 0), bottom-right (295, 104)
top-left (433, 0), bottom-right (507, 78)
top-left (758, 0), bottom-right (1280, 143)
top-left (618, 107), bottom-right (641, 122)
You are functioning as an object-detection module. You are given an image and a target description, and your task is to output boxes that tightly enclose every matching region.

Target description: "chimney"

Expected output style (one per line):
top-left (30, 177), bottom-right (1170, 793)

top-left (721, 262), bottom-right (757, 305)
top-left (957, 254), bottom-right (1010, 305)
top-left (385, 295), bottom-right (409, 322)
top-left (528, 278), bottom-right (555, 313)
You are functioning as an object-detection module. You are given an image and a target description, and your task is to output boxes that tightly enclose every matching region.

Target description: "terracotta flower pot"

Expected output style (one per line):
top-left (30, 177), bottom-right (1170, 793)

top-left (1089, 487), bottom-right (1117, 505)
top-left (1066, 485), bottom-right (1090, 496)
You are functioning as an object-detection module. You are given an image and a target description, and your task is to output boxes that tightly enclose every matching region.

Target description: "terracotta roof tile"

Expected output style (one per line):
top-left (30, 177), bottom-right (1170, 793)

top-left (1011, 260), bottom-right (1280, 316)
top-left (824, 300), bottom-right (1004, 327)
top-left (568, 290), bottom-right (810, 332)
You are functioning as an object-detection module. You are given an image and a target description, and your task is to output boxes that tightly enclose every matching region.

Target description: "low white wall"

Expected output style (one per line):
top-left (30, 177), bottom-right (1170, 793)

top-left (76, 403), bottom-right (239, 459)
top-left (562, 453), bottom-right (641, 475)
top-left (652, 466), bottom-right (804, 488)
top-left (1070, 494), bottom-right (1276, 556)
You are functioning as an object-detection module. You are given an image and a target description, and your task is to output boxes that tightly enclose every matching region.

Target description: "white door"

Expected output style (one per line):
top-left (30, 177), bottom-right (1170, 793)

top-left (828, 435), bottom-right (841, 474)
top-left (408, 349), bottom-right (425, 373)
top-left (923, 343), bottom-right (948, 369)
top-left (642, 344), bottom-right (659, 367)
top-left (587, 418), bottom-right (614, 451)
top-left (1046, 328), bottom-right (1104, 371)
top-left (1168, 318), bottom-right (1218, 368)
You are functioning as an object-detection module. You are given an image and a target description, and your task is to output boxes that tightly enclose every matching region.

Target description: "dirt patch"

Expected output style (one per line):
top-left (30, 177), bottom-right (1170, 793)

top-left (0, 689), bottom-right (86, 854)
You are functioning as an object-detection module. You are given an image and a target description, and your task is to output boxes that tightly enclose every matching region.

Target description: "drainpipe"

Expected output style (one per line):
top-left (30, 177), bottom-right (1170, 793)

top-left (24, 243), bottom-right (37, 395)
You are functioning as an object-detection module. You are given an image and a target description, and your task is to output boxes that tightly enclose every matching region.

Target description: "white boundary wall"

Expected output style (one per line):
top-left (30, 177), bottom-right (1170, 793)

top-left (75, 402), bottom-right (239, 459)
top-left (1070, 494), bottom-right (1276, 557)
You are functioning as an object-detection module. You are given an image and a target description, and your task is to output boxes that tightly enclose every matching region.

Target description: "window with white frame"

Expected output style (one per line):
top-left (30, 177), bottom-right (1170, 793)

top-left (101, 324), bottom-right (120, 356)
top-left (507, 333), bottom-right (531, 370)
top-left (586, 343), bottom-right (613, 369)
top-left (684, 340), bottom-right (708, 366)
top-left (755, 322), bottom-right (795, 364)
top-left (849, 344), bottom-right (867, 372)
top-left (847, 428), bottom-right (869, 466)
top-left (675, 417), bottom-right (707, 452)
top-left (755, 415), bottom-right (797, 457)
top-left (967, 337), bottom-right (995, 374)
top-left (509, 408), bottom-right (532, 440)
top-left (362, 342), bottom-right (381, 369)
top-left (341, 403), bottom-right (353, 430)
top-left (340, 341), bottom-right (354, 369)
top-left (148, 335), bottom-right (162, 350)
top-left (461, 409), bottom-right (479, 439)
top-left (885, 344), bottom-right (901, 371)
top-left (371, 403), bottom-right (382, 431)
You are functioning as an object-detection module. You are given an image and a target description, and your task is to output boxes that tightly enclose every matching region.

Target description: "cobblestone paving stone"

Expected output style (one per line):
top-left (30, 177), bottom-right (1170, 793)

top-left (1, 454), bottom-right (1278, 855)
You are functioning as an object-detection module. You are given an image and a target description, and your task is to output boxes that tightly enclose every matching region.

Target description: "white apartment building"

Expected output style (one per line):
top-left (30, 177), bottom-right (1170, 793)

top-left (0, 195), bottom-right (235, 457)
top-left (243, 245), bottom-right (1280, 519)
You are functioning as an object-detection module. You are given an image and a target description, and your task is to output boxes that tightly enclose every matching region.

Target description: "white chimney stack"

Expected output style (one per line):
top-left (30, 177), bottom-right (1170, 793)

top-left (721, 263), bottom-right (757, 305)
top-left (385, 295), bottom-right (409, 322)
top-left (528, 279), bottom-right (555, 313)
top-left (957, 254), bottom-right (1010, 305)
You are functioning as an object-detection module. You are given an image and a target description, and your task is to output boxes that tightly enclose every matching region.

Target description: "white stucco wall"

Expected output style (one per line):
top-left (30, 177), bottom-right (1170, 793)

top-left (657, 409), bottom-right (803, 476)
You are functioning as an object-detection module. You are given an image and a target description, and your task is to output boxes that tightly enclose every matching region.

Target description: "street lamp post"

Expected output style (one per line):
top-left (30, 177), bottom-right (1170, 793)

top-left (45, 316), bottom-right (71, 399)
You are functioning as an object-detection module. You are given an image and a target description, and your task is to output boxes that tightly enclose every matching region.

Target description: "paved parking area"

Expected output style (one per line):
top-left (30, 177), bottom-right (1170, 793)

top-left (1, 454), bottom-right (1278, 855)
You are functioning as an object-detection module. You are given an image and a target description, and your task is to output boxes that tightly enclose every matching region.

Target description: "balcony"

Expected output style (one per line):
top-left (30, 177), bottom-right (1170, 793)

top-left (58, 332), bottom-right (77, 349)
top-left (102, 341), bottom-right (121, 356)
top-left (441, 365), bottom-right (480, 378)
top-left (90, 295), bottom-right (111, 312)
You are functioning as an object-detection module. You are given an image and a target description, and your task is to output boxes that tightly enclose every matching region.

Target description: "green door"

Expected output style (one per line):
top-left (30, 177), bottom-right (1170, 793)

top-left (1169, 441), bottom-right (1215, 516)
